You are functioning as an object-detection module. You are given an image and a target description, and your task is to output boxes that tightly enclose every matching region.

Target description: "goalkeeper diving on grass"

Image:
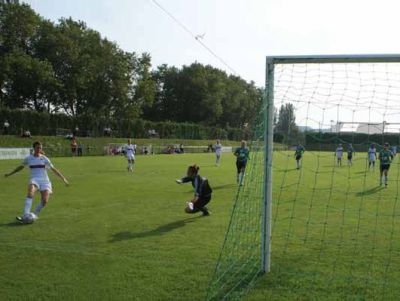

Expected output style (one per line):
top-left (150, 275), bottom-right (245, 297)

top-left (176, 165), bottom-right (212, 216)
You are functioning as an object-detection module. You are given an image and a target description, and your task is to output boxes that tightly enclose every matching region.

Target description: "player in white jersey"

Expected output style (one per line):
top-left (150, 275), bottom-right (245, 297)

top-left (335, 144), bottom-right (343, 166)
top-left (4, 141), bottom-right (69, 223)
top-left (215, 140), bottom-right (222, 166)
top-left (125, 138), bottom-right (136, 172)
top-left (368, 144), bottom-right (377, 171)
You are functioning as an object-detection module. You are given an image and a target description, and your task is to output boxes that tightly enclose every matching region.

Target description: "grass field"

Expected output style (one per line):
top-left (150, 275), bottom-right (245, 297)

top-left (1, 151), bottom-right (400, 300)
top-left (0, 153), bottom-right (236, 300)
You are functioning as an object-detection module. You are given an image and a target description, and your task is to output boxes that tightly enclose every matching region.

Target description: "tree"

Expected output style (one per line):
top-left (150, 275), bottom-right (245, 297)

top-left (276, 103), bottom-right (300, 144)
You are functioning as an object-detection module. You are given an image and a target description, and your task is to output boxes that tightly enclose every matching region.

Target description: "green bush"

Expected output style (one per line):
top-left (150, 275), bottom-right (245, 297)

top-left (0, 108), bottom-right (247, 140)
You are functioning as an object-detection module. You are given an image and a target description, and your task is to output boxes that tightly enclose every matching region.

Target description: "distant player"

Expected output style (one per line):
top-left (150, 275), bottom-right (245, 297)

top-left (368, 144), bottom-right (377, 171)
top-left (379, 142), bottom-right (394, 187)
top-left (294, 143), bottom-right (305, 169)
top-left (234, 140), bottom-right (250, 185)
top-left (4, 141), bottom-right (69, 223)
top-left (176, 165), bottom-right (212, 216)
top-left (125, 138), bottom-right (136, 172)
top-left (215, 140), bottom-right (222, 166)
top-left (391, 145), bottom-right (397, 156)
top-left (335, 144), bottom-right (343, 166)
top-left (347, 144), bottom-right (355, 166)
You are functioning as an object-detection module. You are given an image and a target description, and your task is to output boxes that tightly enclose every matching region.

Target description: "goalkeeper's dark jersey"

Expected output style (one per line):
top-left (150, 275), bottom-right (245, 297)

top-left (180, 175), bottom-right (212, 198)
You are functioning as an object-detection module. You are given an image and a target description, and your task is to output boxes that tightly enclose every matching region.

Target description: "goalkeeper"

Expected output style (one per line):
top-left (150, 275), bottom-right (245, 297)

top-left (176, 165), bottom-right (212, 216)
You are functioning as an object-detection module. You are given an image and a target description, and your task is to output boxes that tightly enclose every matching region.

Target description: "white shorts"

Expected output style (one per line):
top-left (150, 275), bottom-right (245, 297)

top-left (29, 179), bottom-right (53, 193)
top-left (127, 155), bottom-right (135, 161)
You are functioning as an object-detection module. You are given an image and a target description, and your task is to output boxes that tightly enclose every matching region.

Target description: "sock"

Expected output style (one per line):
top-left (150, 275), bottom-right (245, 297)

top-left (23, 197), bottom-right (33, 215)
top-left (34, 201), bottom-right (45, 215)
top-left (239, 172), bottom-right (244, 184)
top-left (385, 176), bottom-right (388, 185)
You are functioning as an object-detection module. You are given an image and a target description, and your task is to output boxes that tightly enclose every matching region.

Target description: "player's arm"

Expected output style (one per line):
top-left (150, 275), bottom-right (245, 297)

top-left (4, 165), bottom-right (24, 177)
top-left (176, 176), bottom-right (191, 184)
top-left (51, 167), bottom-right (69, 186)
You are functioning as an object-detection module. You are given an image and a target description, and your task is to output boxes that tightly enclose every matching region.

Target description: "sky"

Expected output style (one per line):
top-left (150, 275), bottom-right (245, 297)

top-left (23, 0), bottom-right (400, 88)
top-left (23, 0), bottom-right (400, 128)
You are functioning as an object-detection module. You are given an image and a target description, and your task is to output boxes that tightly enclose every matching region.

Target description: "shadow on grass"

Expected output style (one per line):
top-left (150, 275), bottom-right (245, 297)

top-left (355, 186), bottom-right (384, 197)
top-left (0, 221), bottom-right (27, 227)
top-left (274, 168), bottom-right (299, 172)
top-left (109, 216), bottom-right (201, 242)
top-left (354, 171), bottom-right (368, 175)
top-left (212, 184), bottom-right (236, 190)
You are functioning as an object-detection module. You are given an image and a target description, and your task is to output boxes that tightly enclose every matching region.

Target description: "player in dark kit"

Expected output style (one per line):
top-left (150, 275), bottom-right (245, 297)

top-left (234, 140), bottom-right (250, 185)
top-left (176, 165), bottom-right (212, 216)
top-left (347, 144), bottom-right (355, 166)
top-left (294, 144), bottom-right (305, 169)
top-left (379, 142), bottom-right (394, 187)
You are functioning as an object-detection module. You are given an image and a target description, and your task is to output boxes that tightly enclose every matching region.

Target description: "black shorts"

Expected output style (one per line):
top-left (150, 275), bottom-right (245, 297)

top-left (295, 155), bottom-right (302, 161)
top-left (348, 155), bottom-right (352, 160)
top-left (380, 164), bottom-right (390, 172)
top-left (192, 195), bottom-right (211, 212)
top-left (236, 161), bottom-right (247, 173)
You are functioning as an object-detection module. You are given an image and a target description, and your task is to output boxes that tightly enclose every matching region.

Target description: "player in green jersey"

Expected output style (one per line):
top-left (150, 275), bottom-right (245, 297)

top-left (294, 144), bottom-right (305, 169)
top-left (379, 142), bottom-right (394, 187)
top-left (234, 140), bottom-right (250, 186)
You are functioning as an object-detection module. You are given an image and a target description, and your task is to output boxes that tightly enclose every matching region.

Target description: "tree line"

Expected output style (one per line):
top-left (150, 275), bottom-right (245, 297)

top-left (0, 2), bottom-right (263, 130)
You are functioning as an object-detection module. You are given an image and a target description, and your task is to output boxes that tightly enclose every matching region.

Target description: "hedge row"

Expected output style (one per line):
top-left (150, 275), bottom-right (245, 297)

top-left (0, 108), bottom-right (249, 141)
top-left (305, 132), bottom-right (400, 146)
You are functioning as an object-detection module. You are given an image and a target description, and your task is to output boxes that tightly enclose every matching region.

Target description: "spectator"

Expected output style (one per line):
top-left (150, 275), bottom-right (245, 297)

top-left (148, 129), bottom-right (159, 138)
top-left (103, 127), bottom-right (112, 137)
top-left (3, 120), bottom-right (9, 135)
top-left (77, 143), bottom-right (83, 156)
top-left (72, 126), bottom-right (79, 137)
top-left (22, 129), bottom-right (31, 138)
top-left (71, 137), bottom-right (77, 156)
top-left (179, 144), bottom-right (184, 154)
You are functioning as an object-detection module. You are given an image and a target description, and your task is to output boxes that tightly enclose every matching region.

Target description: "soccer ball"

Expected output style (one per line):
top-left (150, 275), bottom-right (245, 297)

top-left (23, 212), bottom-right (37, 224)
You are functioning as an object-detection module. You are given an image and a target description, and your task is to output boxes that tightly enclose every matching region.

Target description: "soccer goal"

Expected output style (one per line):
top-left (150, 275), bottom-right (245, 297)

top-left (206, 55), bottom-right (400, 300)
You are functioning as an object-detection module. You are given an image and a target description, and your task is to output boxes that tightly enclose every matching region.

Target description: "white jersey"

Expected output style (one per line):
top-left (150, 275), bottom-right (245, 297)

top-left (215, 143), bottom-right (222, 155)
top-left (368, 147), bottom-right (376, 161)
top-left (336, 147), bottom-right (343, 158)
top-left (125, 144), bottom-right (136, 158)
top-left (22, 155), bottom-right (53, 182)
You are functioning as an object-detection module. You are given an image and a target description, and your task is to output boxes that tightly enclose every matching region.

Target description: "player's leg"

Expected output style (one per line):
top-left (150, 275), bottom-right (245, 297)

top-left (236, 162), bottom-right (241, 184)
top-left (131, 159), bottom-right (135, 172)
top-left (128, 158), bottom-right (134, 172)
top-left (17, 184), bottom-right (38, 221)
top-left (239, 165), bottom-right (246, 186)
top-left (216, 153), bottom-right (220, 166)
top-left (380, 166), bottom-right (384, 185)
top-left (384, 167), bottom-right (389, 187)
top-left (34, 189), bottom-right (50, 217)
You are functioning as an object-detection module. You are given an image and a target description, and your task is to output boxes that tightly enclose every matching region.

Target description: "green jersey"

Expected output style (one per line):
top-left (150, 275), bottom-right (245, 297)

top-left (295, 145), bottom-right (305, 156)
top-left (379, 150), bottom-right (393, 165)
top-left (234, 147), bottom-right (250, 163)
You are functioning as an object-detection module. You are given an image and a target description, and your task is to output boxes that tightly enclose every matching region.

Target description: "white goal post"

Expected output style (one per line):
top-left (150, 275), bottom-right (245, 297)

top-left (263, 54), bottom-right (400, 273)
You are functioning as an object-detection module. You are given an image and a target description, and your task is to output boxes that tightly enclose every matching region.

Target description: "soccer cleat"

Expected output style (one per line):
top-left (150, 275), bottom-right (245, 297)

top-left (16, 216), bottom-right (23, 222)
top-left (201, 209), bottom-right (210, 216)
